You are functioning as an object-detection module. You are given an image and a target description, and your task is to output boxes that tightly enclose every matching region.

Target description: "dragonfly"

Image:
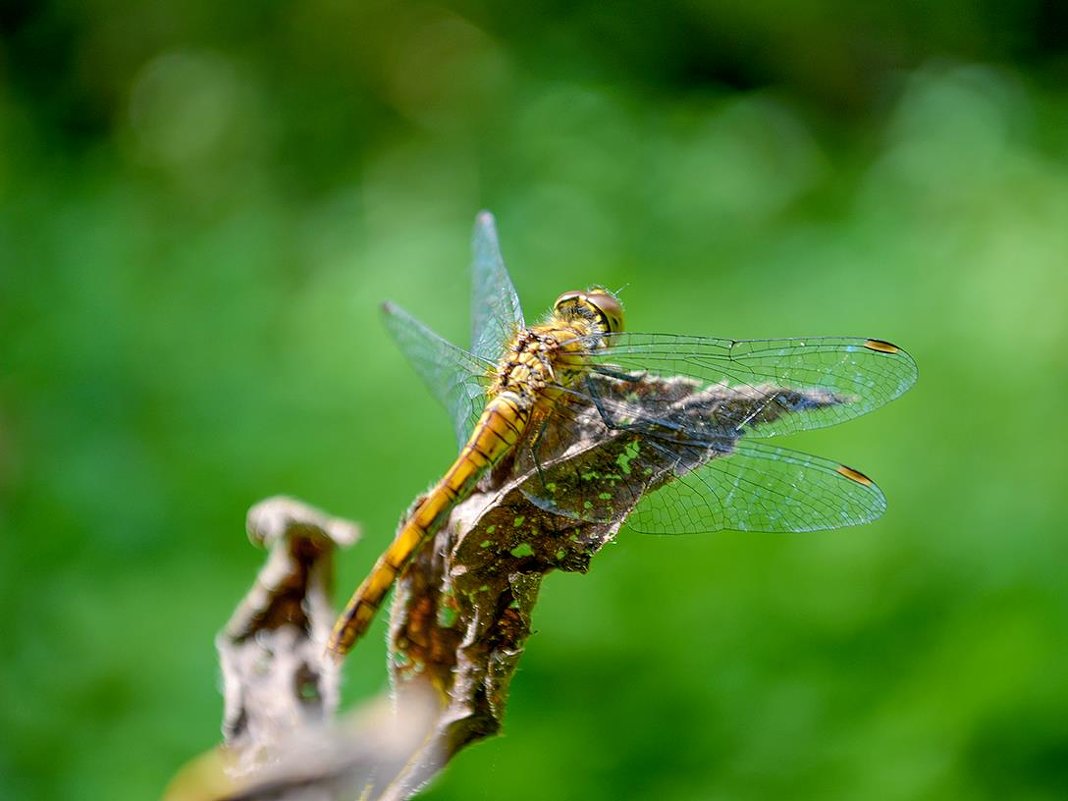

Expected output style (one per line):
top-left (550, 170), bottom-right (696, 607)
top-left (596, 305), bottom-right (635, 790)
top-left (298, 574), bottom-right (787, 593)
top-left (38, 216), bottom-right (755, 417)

top-left (328, 212), bottom-right (917, 657)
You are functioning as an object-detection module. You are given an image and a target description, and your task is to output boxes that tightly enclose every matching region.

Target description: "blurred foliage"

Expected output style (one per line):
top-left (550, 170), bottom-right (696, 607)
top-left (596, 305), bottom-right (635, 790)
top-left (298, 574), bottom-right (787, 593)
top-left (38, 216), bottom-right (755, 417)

top-left (2, 2), bottom-right (1068, 800)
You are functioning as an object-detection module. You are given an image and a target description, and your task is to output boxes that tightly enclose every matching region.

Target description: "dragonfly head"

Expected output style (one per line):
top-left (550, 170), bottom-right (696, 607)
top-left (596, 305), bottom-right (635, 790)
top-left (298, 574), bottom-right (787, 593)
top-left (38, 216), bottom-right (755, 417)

top-left (553, 288), bottom-right (625, 335)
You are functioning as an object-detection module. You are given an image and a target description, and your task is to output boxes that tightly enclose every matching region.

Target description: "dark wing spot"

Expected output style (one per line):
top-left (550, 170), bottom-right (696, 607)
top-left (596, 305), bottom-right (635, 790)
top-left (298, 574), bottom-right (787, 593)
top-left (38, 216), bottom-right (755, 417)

top-left (864, 339), bottom-right (900, 354)
top-left (836, 464), bottom-right (874, 486)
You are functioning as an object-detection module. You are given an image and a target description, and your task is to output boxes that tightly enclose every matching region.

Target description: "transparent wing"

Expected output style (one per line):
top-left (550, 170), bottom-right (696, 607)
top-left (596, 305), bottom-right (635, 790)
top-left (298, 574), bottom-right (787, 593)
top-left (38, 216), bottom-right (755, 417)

top-left (514, 367), bottom-right (895, 534)
top-left (471, 211), bottom-right (524, 365)
top-left (627, 440), bottom-right (886, 533)
top-left (381, 301), bottom-right (493, 447)
top-left (518, 413), bottom-right (885, 534)
top-left (586, 334), bottom-right (917, 438)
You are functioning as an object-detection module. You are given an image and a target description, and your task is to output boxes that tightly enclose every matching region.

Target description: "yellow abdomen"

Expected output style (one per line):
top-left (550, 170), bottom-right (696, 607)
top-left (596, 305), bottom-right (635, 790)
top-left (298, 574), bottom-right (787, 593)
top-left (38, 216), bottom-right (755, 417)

top-left (327, 392), bottom-right (530, 657)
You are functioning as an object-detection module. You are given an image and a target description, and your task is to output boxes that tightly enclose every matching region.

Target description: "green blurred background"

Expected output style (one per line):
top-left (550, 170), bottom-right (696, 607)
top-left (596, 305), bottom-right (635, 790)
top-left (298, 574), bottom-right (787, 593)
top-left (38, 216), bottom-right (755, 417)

top-left (3, 2), bottom-right (1067, 799)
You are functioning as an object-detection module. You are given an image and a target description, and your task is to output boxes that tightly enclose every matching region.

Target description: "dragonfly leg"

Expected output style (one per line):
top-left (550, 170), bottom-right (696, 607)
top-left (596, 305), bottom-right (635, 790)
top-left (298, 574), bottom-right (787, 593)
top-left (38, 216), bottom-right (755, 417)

top-left (593, 365), bottom-right (647, 382)
top-left (584, 374), bottom-right (703, 443)
top-left (584, 374), bottom-right (654, 433)
top-left (527, 419), bottom-right (551, 489)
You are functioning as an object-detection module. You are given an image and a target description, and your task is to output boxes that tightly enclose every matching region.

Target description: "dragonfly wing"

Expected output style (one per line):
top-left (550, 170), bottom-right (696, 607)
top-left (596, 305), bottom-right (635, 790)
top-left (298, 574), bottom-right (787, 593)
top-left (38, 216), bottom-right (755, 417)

top-left (515, 371), bottom-right (886, 533)
top-left (381, 301), bottom-right (493, 447)
top-left (588, 334), bottom-right (917, 438)
top-left (626, 439), bottom-right (886, 534)
top-left (471, 212), bottom-right (524, 365)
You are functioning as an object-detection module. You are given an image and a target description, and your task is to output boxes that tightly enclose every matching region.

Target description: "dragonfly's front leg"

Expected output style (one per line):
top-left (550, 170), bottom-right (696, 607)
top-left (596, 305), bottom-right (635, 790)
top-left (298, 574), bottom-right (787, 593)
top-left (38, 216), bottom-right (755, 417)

top-left (592, 365), bottom-right (647, 383)
top-left (584, 373), bottom-right (672, 435)
top-left (527, 418), bottom-right (551, 490)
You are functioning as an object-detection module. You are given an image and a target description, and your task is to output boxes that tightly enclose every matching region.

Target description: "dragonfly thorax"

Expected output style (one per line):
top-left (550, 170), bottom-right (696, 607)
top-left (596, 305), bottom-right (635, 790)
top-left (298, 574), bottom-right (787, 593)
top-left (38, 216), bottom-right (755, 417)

top-left (491, 309), bottom-right (610, 406)
top-left (491, 329), bottom-right (563, 404)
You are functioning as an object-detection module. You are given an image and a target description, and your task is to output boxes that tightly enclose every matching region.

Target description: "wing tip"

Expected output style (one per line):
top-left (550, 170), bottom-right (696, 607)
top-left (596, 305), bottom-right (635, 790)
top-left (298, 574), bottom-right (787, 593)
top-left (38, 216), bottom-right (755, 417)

top-left (863, 337), bottom-right (919, 395)
top-left (835, 463), bottom-right (889, 526)
top-left (381, 300), bottom-right (410, 324)
top-left (472, 212), bottom-right (503, 263)
top-left (474, 211), bottom-right (499, 241)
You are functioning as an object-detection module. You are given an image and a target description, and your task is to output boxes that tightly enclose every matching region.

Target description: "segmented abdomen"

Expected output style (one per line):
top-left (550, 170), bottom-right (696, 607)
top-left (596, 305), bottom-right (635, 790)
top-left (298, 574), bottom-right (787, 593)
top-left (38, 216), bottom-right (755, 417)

top-left (327, 392), bottom-right (530, 657)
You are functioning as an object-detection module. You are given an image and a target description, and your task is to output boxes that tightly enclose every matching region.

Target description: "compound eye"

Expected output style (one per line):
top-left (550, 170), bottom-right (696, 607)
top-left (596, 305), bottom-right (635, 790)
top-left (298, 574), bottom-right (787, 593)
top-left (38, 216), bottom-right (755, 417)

top-left (587, 291), bottom-right (624, 334)
top-left (553, 289), bottom-right (625, 334)
top-left (553, 290), bottom-right (584, 312)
